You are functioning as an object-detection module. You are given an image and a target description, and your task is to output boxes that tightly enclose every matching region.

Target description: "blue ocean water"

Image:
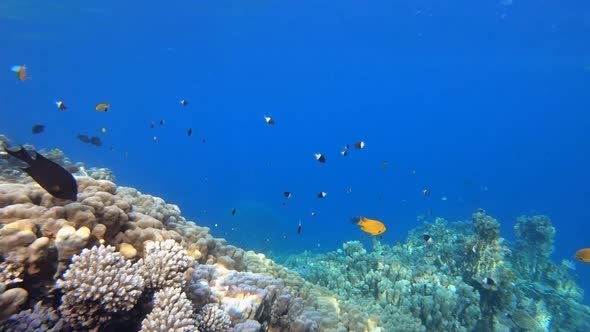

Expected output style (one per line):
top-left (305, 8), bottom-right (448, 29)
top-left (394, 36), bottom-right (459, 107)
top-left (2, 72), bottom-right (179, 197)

top-left (1, 0), bottom-right (589, 300)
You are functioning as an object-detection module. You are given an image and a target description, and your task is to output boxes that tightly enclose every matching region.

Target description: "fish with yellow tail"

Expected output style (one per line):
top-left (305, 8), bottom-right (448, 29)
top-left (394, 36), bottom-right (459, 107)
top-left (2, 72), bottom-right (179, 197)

top-left (351, 216), bottom-right (386, 236)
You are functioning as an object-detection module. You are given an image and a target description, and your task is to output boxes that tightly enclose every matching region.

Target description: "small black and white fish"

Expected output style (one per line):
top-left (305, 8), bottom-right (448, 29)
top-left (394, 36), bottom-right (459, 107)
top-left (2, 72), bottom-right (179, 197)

top-left (422, 188), bottom-right (431, 198)
top-left (31, 124), bottom-right (45, 134)
top-left (180, 99), bottom-right (188, 107)
top-left (4, 146), bottom-right (78, 200)
top-left (284, 191), bottom-right (292, 199)
top-left (423, 234), bottom-right (433, 244)
top-left (187, 128), bottom-right (193, 136)
top-left (317, 191), bottom-right (327, 199)
top-left (231, 208), bottom-right (237, 216)
top-left (160, 120), bottom-right (165, 126)
top-left (354, 141), bottom-right (365, 149)
top-left (311, 211), bottom-right (317, 217)
top-left (55, 101), bottom-right (66, 110)
top-left (481, 277), bottom-right (496, 290)
top-left (314, 153), bottom-right (326, 163)
top-left (297, 221), bottom-right (302, 234)
top-left (341, 149), bottom-right (348, 156)
top-left (150, 122), bottom-right (155, 129)
top-left (264, 116), bottom-right (275, 125)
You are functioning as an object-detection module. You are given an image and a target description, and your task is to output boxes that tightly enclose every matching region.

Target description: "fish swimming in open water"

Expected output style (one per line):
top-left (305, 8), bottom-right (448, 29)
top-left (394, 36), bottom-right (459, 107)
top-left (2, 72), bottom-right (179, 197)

top-left (4, 146), bottom-right (78, 200)
top-left (351, 216), bottom-right (386, 236)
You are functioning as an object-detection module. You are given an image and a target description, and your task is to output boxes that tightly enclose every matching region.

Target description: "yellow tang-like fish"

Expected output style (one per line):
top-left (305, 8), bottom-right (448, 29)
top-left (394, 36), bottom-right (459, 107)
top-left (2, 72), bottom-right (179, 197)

top-left (352, 216), bottom-right (386, 236)
top-left (95, 103), bottom-right (110, 112)
top-left (575, 248), bottom-right (590, 263)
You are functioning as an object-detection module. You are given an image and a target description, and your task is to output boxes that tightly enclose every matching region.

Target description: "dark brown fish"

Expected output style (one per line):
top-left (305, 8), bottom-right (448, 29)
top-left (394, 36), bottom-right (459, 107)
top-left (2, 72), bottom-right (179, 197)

top-left (4, 146), bottom-right (77, 200)
top-left (77, 134), bottom-right (91, 143)
top-left (32, 124), bottom-right (45, 134)
top-left (90, 136), bottom-right (102, 146)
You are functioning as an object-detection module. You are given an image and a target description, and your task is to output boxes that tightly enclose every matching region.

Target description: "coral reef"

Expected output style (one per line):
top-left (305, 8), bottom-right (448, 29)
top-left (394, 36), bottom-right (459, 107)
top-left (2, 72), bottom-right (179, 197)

top-left (282, 212), bottom-right (590, 332)
top-left (0, 138), bottom-right (382, 331)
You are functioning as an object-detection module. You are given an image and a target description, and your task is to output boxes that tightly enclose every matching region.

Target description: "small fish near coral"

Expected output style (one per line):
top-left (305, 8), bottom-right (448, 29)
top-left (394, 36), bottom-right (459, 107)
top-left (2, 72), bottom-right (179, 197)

top-left (31, 124), bottom-right (45, 134)
top-left (3, 146), bottom-right (78, 200)
top-left (351, 216), bottom-right (386, 236)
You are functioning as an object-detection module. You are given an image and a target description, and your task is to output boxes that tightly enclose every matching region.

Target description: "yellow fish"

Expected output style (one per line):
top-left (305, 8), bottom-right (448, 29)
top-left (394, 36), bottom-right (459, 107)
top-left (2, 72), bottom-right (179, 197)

top-left (352, 216), bottom-right (386, 236)
top-left (95, 103), bottom-right (110, 112)
top-left (575, 248), bottom-right (590, 263)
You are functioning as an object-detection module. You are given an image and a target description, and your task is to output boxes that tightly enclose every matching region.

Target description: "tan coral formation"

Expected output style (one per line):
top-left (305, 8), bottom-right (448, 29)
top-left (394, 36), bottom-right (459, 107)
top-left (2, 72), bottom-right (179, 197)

top-left (0, 153), bottom-right (381, 331)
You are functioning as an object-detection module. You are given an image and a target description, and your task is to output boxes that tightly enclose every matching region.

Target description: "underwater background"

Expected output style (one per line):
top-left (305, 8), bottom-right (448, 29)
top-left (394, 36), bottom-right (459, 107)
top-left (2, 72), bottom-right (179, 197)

top-left (1, 0), bottom-right (590, 328)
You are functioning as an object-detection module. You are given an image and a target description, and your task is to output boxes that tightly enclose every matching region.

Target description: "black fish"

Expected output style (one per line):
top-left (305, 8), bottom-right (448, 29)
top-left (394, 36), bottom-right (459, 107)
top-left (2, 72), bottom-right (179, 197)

top-left (77, 134), bottom-right (91, 143)
top-left (297, 222), bottom-right (302, 234)
top-left (187, 128), bottom-right (193, 136)
top-left (150, 122), bottom-right (155, 129)
top-left (160, 120), bottom-right (165, 126)
top-left (32, 124), bottom-right (45, 134)
top-left (4, 146), bottom-right (77, 200)
top-left (90, 136), bottom-right (102, 146)
top-left (231, 208), bottom-right (236, 216)
top-left (284, 191), bottom-right (292, 198)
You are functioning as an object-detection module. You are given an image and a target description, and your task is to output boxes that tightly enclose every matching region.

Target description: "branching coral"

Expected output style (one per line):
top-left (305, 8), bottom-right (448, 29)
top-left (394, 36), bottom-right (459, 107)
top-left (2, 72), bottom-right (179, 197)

top-left (137, 239), bottom-right (195, 290)
top-left (196, 303), bottom-right (232, 332)
top-left (140, 287), bottom-right (196, 332)
top-left (56, 245), bottom-right (144, 329)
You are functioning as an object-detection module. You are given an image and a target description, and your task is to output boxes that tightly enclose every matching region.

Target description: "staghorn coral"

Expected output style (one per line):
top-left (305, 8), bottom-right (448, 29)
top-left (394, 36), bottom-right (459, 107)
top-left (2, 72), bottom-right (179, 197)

top-left (140, 287), bottom-right (196, 332)
top-left (196, 303), bottom-right (232, 332)
top-left (137, 239), bottom-right (195, 290)
top-left (0, 301), bottom-right (63, 332)
top-left (56, 245), bottom-right (145, 329)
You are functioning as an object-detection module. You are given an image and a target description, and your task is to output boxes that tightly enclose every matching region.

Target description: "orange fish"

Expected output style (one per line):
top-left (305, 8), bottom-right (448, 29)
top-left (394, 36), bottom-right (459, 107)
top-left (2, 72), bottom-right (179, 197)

top-left (575, 248), bottom-right (590, 263)
top-left (11, 65), bottom-right (28, 81)
top-left (352, 216), bottom-right (386, 236)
